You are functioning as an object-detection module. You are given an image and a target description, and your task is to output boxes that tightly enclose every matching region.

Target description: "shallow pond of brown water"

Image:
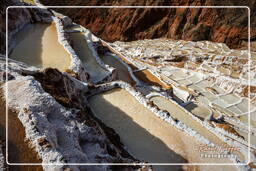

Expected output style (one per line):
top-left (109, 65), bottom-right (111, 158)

top-left (10, 23), bottom-right (71, 71)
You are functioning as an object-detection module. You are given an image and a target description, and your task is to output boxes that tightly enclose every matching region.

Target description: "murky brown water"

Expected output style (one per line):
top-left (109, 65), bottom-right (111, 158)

top-left (10, 23), bottom-right (71, 71)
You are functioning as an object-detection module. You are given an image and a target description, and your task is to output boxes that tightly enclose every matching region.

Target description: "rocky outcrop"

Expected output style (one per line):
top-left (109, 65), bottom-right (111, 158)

top-left (0, 0), bottom-right (52, 54)
top-left (40, 0), bottom-right (256, 49)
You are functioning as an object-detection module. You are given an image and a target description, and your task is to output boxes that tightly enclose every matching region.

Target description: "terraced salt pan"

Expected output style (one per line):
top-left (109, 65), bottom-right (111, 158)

top-left (201, 92), bottom-right (218, 101)
top-left (188, 84), bottom-right (205, 92)
top-left (10, 23), bottom-right (71, 71)
top-left (101, 41), bottom-right (170, 89)
top-left (184, 102), bottom-right (212, 119)
top-left (100, 53), bottom-right (135, 85)
top-left (202, 64), bottom-right (214, 72)
top-left (251, 110), bottom-right (256, 122)
top-left (150, 96), bottom-right (233, 148)
top-left (68, 32), bottom-right (108, 83)
top-left (168, 69), bottom-right (188, 79)
top-left (175, 79), bottom-right (191, 86)
top-left (111, 38), bottom-right (255, 159)
top-left (236, 99), bottom-right (250, 113)
top-left (221, 94), bottom-right (241, 104)
top-left (89, 88), bottom-right (237, 171)
top-left (198, 96), bottom-right (211, 106)
top-left (145, 56), bottom-right (255, 147)
top-left (227, 106), bottom-right (243, 115)
top-left (194, 80), bottom-right (213, 89)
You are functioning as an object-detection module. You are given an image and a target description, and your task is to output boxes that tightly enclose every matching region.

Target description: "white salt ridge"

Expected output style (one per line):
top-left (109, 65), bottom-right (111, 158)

top-left (53, 17), bottom-right (89, 82)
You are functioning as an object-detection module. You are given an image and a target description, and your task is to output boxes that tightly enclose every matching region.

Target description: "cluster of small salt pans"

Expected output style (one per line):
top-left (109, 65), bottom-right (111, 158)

top-left (112, 38), bottom-right (255, 84)
top-left (110, 38), bottom-right (256, 159)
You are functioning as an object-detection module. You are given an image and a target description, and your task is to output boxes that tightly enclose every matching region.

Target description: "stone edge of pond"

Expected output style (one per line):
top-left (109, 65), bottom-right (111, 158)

top-left (87, 80), bottom-right (250, 169)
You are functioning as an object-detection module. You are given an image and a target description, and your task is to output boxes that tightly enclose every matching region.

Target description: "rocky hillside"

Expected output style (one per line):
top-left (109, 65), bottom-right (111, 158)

top-left (40, 0), bottom-right (256, 49)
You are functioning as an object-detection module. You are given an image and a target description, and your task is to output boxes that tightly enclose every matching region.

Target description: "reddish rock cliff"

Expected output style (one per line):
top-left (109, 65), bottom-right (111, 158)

top-left (41, 0), bottom-right (256, 49)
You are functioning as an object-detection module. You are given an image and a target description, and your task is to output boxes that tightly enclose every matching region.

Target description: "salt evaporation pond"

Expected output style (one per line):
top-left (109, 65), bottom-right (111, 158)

top-left (100, 53), bottom-right (135, 85)
top-left (88, 88), bottom-right (236, 171)
top-left (150, 97), bottom-right (221, 145)
top-left (10, 23), bottom-right (71, 71)
top-left (150, 96), bottom-right (244, 160)
top-left (69, 32), bottom-right (108, 83)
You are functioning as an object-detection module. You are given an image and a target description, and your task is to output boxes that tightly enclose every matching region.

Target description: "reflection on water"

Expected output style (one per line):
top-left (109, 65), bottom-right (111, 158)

top-left (10, 23), bottom-right (70, 71)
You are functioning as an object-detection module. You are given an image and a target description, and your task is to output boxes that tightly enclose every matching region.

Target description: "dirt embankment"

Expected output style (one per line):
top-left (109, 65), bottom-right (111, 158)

top-left (41, 0), bottom-right (256, 49)
top-left (0, 88), bottom-right (43, 171)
